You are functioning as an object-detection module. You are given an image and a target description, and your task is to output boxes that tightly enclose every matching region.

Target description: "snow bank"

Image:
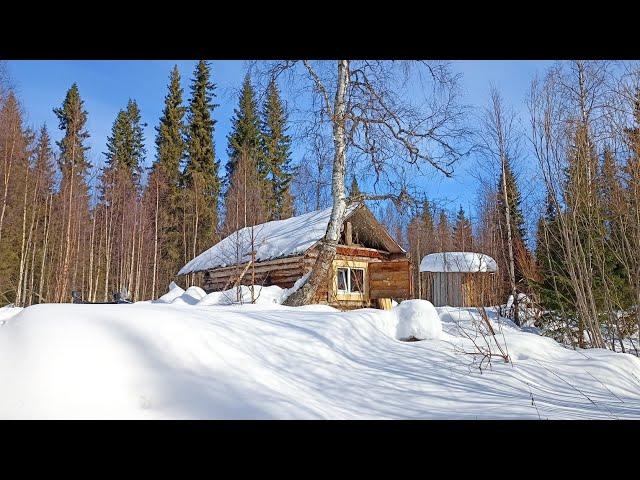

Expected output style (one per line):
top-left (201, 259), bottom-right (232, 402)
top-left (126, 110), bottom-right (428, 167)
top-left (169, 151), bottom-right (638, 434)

top-left (1, 299), bottom-right (640, 419)
top-left (156, 272), bottom-right (309, 307)
top-left (420, 252), bottom-right (498, 273)
top-left (394, 300), bottom-right (442, 340)
top-left (156, 282), bottom-right (184, 303)
top-left (179, 205), bottom-right (359, 275)
top-left (0, 305), bottom-right (23, 326)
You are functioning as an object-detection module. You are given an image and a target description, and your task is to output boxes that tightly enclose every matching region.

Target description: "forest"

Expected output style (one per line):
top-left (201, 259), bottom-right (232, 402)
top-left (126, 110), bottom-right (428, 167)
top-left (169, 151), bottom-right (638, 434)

top-left (1, 60), bottom-right (639, 354)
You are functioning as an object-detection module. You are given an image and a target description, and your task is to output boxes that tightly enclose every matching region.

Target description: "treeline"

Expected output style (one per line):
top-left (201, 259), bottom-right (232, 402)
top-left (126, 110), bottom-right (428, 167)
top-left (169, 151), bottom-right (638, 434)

top-left (405, 61), bottom-right (640, 352)
top-left (405, 162), bottom-right (527, 308)
top-left (0, 61), bottom-right (293, 305)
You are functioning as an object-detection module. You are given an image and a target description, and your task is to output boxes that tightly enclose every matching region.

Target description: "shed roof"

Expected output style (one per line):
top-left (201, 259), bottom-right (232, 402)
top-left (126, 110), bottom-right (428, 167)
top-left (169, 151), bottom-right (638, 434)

top-left (419, 252), bottom-right (498, 273)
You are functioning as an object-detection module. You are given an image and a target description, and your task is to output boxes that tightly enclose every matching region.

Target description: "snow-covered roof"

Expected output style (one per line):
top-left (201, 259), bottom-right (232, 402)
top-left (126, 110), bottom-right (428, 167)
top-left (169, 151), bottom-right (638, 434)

top-left (419, 252), bottom-right (498, 273)
top-left (178, 205), bottom-right (360, 275)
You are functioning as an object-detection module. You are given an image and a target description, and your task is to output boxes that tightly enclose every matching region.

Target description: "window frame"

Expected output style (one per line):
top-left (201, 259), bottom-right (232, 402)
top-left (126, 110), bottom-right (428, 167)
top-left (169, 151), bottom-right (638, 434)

top-left (336, 266), bottom-right (366, 294)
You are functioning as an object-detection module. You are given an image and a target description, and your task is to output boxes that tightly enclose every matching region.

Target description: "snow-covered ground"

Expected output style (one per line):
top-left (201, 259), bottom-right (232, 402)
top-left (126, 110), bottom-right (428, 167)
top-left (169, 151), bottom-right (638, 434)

top-left (1, 289), bottom-right (640, 419)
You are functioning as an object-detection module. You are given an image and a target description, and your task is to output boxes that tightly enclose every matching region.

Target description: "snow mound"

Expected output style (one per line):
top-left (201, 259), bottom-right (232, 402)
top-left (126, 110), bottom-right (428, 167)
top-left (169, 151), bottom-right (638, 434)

top-left (197, 285), bottom-right (287, 306)
top-left (171, 286), bottom-right (207, 305)
top-left (158, 273), bottom-right (310, 307)
top-left (394, 300), bottom-right (442, 340)
top-left (155, 282), bottom-right (185, 303)
top-left (420, 252), bottom-right (498, 273)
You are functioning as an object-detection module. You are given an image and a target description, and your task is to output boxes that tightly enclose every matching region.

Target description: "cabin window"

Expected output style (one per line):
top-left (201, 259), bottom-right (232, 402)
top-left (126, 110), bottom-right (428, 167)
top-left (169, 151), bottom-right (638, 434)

top-left (336, 267), bottom-right (365, 294)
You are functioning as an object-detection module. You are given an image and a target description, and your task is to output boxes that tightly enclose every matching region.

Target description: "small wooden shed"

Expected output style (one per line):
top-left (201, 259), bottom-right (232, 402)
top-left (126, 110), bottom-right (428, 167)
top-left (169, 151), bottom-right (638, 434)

top-left (418, 252), bottom-right (498, 307)
top-left (178, 203), bottom-right (412, 310)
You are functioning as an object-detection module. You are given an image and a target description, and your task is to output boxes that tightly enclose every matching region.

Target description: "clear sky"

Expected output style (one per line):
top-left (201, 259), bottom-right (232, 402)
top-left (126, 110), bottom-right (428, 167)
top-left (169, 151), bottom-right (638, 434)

top-left (5, 60), bottom-right (554, 223)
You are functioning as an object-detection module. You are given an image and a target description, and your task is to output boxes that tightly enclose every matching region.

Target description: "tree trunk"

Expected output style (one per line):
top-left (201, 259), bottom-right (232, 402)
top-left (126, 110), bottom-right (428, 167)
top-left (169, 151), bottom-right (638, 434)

top-left (284, 60), bottom-right (349, 306)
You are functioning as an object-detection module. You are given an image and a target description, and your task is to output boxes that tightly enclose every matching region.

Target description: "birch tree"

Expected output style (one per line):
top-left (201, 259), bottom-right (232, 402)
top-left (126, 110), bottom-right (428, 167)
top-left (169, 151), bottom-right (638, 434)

top-left (265, 60), bottom-right (471, 306)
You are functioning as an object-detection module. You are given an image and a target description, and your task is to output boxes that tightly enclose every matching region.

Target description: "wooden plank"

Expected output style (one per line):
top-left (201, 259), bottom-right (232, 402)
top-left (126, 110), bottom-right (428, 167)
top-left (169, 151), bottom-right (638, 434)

top-left (335, 245), bottom-right (385, 259)
top-left (369, 260), bottom-right (411, 299)
top-left (369, 271), bottom-right (410, 282)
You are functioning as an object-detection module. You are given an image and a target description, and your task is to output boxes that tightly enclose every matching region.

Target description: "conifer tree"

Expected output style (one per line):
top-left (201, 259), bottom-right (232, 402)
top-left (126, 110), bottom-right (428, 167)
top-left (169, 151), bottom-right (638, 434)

top-left (407, 199), bottom-right (436, 298)
top-left (100, 99), bottom-right (147, 296)
top-left (223, 74), bottom-right (269, 229)
top-left (349, 175), bottom-right (361, 198)
top-left (0, 92), bottom-right (32, 304)
top-left (183, 60), bottom-right (220, 281)
top-left (436, 209), bottom-right (451, 252)
top-left (27, 125), bottom-right (56, 304)
top-left (154, 66), bottom-right (185, 188)
top-left (53, 83), bottom-right (92, 302)
top-left (597, 148), bottom-right (631, 311)
top-left (534, 191), bottom-right (573, 314)
top-left (227, 74), bottom-right (262, 183)
top-left (452, 206), bottom-right (473, 251)
top-left (104, 99), bottom-right (146, 187)
top-left (261, 79), bottom-right (293, 219)
top-left (147, 65), bottom-right (186, 295)
top-left (54, 84), bottom-right (91, 179)
top-left (496, 159), bottom-right (526, 242)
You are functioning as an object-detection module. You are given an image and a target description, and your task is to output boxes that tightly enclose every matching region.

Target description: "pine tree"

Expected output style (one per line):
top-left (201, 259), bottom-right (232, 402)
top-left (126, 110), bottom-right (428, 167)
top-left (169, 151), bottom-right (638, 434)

top-left (261, 79), bottom-right (293, 219)
top-left (452, 206), bottom-right (473, 251)
top-left (183, 60), bottom-right (220, 281)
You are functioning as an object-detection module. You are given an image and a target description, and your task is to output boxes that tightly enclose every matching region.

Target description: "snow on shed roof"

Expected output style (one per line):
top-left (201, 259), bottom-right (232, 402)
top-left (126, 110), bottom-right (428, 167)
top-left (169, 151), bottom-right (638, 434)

top-left (178, 205), bottom-right (360, 276)
top-left (419, 252), bottom-right (498, 273)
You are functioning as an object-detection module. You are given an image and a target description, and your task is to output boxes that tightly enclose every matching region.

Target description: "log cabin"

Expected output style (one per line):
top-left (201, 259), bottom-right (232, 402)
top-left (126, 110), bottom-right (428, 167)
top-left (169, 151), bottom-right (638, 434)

top-left (418, 251), bottom-right (499, 307)
top-left (178, 203), bottom-right (412, 309)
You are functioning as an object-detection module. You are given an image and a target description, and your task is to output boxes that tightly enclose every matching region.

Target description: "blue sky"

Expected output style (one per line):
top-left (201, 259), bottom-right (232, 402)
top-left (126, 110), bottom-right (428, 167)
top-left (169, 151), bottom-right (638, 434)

top-left (5, 60), bottom-right (554, 221)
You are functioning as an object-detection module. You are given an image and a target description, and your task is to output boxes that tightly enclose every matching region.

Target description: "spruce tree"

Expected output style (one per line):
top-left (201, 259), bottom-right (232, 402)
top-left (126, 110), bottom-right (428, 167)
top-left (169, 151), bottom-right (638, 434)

top-left (183, 60), bottom-right (220, 271)
top-left (185, 60), bottom-right (219, 188)
top-left (52, 83), bottom-right (92, 301)
top-left (496, 159), bottom-right (526, 242)
top-left (147, 65), bottom-right (186, 292)
top-left (436, 210), bottom-right (451, 252)
top-left (104, 99), bottom-right (146, 186)
top-left (53, 83), bottom-right (91, 179)
top-left (597, 148), bottom-right (632, 310)
top-left (421, 200), bottom-right (435, 234)
top-left (534, 192), bottom-right (574, 315)
top-left (261, 79), bottom-right (293, 219)
top-left (349, 175), bottom-right (361, 198)
top-left (154, 65), bottom-right (185, 188)
top-left (227, 74), bottom-right (262, 183)
top-left (452, 206), bottom-right (473, 251)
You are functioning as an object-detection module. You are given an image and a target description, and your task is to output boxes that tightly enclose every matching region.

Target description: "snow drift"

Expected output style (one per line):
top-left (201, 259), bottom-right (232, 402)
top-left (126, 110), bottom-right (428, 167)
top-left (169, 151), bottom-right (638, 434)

top-left (1, 297), bottom-right (640, 419)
